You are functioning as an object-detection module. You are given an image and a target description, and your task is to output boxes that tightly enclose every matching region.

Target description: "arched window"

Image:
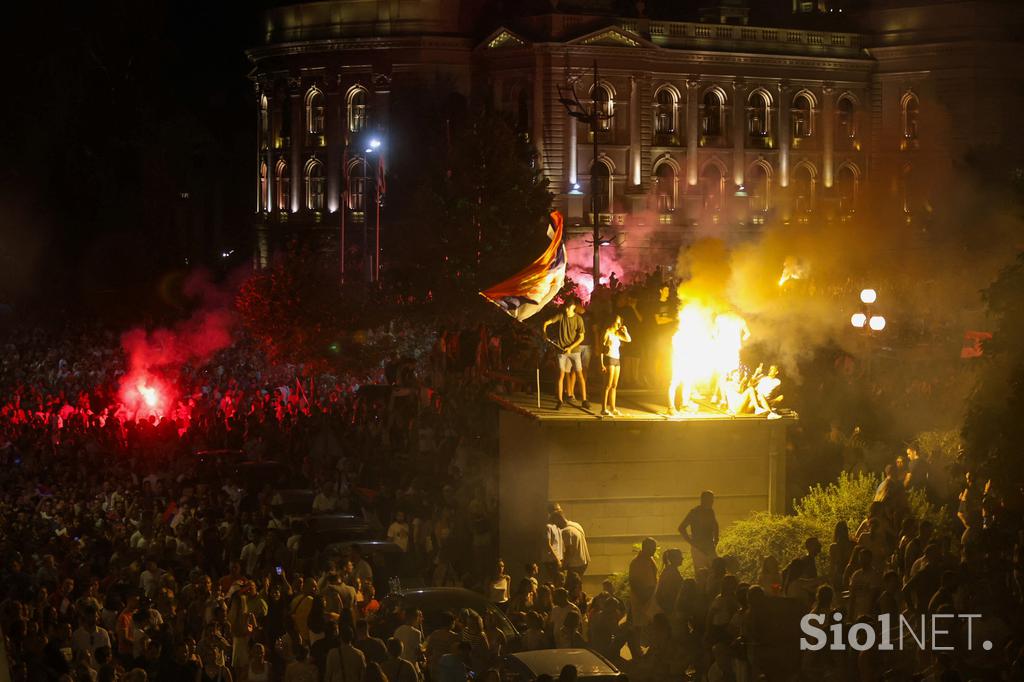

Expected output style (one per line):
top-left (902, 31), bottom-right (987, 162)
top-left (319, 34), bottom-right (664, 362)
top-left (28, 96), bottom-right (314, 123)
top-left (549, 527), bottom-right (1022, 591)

top-left (837, 95), bottom-right (857, 143)
top-left (701, 164), bottom-right (725, 215)
top-left (747, 162), bottom-right (771, 214)
top-left (591, 84), bottom-right (613, 131)
top-left (702, 89), bottom-right (725, 138)
top-left (654, 88), bottom-right (676, 135)
top-left (792, 92), bottom-right (815, 139)
top-left (836, 164), bottom-right (858, 213)
top-left (348, 159), bottom-right (367, 213)
top-left (259, 161), bottom-right (268, 211)
top-left (275, 160), bottom-right (290, 211)
top-left (348, 87), bottom-right (368, 133)
top-left (655, 163), bottom-right (675, 212)
top-left (305, 88), bottom-right (325, 135)
top-left (591, 160), bottom-right (611, 213)
top-left (793, 164), bottom-right (815, 213)
top-left (748, 89), bottom-right (772, 139)
top-left (305, 159), bottom-right (324, 211)
top-left (902, 92), bottom-right (919, 141)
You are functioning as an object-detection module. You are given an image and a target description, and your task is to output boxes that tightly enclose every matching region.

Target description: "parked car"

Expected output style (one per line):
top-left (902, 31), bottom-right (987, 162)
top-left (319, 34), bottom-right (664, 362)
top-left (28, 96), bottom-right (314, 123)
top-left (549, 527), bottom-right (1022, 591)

top-left (372, 587), bottom-right (519, 648)
top-left (319, 539), bottom-right (424, 595)
top-left (502, 649), bottom-right (626, 682)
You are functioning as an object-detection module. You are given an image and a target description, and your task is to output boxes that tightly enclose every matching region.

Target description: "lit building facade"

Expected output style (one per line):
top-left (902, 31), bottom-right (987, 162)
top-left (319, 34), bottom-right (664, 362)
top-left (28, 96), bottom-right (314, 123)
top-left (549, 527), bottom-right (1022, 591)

top-left (247, 0), bottom-right (1024, 273)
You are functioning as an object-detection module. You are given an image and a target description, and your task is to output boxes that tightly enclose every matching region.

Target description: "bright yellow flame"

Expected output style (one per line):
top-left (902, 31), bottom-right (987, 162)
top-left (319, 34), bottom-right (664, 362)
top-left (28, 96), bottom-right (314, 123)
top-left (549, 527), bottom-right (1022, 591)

top-left (670, 303), bottom-right (748, 409)
top-left (851, 313), bottom-right (867, 328)
top-left (777, 257), bottom-right (807, 287)
top-left (860, 288), bottom-right (877, 304)
top-left (868, 315), bottom-right (886, 331)
top-left (138, 384), bottom-right (158, 408)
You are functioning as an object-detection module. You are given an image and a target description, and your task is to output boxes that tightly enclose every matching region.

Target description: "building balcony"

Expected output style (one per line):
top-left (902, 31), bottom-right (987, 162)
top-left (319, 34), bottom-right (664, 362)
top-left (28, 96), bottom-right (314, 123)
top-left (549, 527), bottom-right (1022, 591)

top-left (699, 134), bottom-right (730, 148)
top-left (653, 131), bottom-right (683, 147)
top-left (748, 135), bottom-right (775, 150)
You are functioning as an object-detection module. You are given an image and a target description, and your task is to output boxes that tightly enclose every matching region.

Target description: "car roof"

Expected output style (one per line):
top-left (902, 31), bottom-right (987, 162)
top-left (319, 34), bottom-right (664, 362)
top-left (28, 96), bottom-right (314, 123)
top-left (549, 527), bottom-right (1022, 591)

top-left (389, 587), bottom-right (495, 611)
top-left (509, 650), bottom-right (620, 678)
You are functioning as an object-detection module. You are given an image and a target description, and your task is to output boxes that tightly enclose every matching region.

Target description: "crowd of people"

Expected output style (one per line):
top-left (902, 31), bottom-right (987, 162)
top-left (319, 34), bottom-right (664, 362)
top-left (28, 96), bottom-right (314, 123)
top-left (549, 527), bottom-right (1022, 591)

top-left (0, 320), bottom-right (506, 681)
top-left (0, 285), bottom-right (1020, 682)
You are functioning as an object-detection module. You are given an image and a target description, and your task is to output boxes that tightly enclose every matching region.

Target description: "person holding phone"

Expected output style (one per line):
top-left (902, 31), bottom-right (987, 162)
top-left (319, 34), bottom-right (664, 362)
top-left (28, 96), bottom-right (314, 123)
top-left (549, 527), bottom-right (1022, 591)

top-left (600, 315), bottom-right (631, 417)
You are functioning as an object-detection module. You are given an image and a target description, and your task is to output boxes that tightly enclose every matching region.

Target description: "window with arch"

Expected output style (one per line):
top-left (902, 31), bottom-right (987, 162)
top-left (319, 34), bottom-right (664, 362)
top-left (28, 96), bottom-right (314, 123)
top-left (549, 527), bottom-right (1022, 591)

top-left (591, 161), bottom-right (611, 213)
top-left (591, 84), bottom-right (613, 131)
top-left (748, 89), bottom-right (772, 139)
top-left (259, 161), bottom-right (268, 211)
top-left (348, 87), bottom-right (369, 133)
top-left (305, 88), bottom-right (325, 135)
top-left (305, 159), bottom-right (325, 211)
top-left (792, 92), bottom-right (815, 139)
top-left (792, 165), bottom-right (815, 213)
top-left (836, 164), bottom-right (858, 213)
top-left (836, 95), bottom-right (857, 143)
top-left (701, 164), bottom-right (725, 215)
top-left (275, 160), bottom-right (290, 211)
top-left (701, 89), bottom-right (726, 139)
top-left (654, 163), bottom-right (675, 212)
top-left (747, 163), bottom-right (771, 214)
top-left (654, 88), bottom-right (676, 136)
top-left (902, 92), bottom-right (919, 141)
top-left (348, 160), bottom-right (367, 213)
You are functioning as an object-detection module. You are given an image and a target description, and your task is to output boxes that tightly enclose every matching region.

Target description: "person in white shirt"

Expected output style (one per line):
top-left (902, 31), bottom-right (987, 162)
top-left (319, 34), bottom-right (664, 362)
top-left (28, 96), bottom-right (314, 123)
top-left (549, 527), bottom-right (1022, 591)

top-left (387, 511), bottom-right (410, 552)
top-left (392, 608), bottom-right (424, 673)
top-left (240, 529), bottom-right (266, 576)
top-left (71, 610), bottom-right (112, 656)
top-left (550, 504), bottom-right (590, 575)
top-left (313, 483), bottom-right (339, 513)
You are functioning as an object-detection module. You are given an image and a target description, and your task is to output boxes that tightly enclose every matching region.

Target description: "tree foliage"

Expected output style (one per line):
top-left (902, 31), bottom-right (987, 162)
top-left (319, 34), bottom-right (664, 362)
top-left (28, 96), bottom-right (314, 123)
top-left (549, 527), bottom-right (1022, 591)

top-left (962, 252), bottom-right (1024, 488)
top-left (393, 108), bottom-right (552, 301)
top-left (717, 512), bottom-right (825, 583)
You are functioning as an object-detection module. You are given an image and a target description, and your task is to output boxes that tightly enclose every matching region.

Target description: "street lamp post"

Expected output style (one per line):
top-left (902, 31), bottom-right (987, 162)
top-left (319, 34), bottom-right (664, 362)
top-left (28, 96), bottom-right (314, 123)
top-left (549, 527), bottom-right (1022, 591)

top-left (559, 61), bottom-right (613, 291)
top-left (363, 137), bottom-right (381, 283)
top-left (850, 288), bottom-right (886, 374)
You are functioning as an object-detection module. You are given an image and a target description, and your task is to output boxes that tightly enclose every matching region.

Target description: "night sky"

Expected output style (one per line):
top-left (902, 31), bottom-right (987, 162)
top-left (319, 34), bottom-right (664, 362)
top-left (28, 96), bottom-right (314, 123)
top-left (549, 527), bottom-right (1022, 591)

top-left (1, 1), bottom-right (266, 306)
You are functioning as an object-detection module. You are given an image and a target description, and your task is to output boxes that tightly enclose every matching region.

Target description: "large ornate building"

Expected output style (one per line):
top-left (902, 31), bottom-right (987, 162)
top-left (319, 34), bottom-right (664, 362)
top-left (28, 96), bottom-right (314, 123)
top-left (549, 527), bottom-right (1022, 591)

top-left (247, 0), bottom-right (1024, 275)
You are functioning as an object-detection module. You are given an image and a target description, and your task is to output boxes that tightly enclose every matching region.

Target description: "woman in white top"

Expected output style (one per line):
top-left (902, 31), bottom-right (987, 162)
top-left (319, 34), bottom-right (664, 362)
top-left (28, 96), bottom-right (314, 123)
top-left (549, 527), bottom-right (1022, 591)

top-left (487, 559), bottom-right (511, 604)
top-left (600, 315), bottom-right (631, 416)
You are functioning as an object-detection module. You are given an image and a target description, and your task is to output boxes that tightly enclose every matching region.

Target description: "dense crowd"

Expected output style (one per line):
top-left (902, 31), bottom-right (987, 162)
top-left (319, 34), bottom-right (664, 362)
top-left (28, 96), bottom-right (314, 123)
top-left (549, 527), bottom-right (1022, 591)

top-left (1, 284), bottom-right (1021, 682)
top-left (0, 321), bottom-right (504, 681)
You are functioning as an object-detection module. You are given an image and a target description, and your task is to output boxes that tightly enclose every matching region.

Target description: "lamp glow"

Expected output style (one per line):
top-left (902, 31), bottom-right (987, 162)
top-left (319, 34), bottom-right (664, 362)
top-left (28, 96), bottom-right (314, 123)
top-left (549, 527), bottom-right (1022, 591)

top-left (869, 315), bottom-right (886, 331)
top-left (851, 313), bottom-right (867, 328)
top-left (860, 288), bottom-right (877, 304)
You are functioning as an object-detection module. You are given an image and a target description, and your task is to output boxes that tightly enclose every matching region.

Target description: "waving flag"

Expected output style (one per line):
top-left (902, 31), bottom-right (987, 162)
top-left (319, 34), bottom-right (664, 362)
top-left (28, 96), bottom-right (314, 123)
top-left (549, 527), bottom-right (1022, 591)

top-left (480, 211), bottom-right (567, 321)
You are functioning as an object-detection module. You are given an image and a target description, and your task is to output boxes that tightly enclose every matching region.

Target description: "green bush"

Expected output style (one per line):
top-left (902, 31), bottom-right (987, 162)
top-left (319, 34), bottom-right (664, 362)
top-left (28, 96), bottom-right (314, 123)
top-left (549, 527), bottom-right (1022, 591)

top-left (716, 512), bottom-right (826, 583)
top-left (793, 471), bottom-right (880, 532)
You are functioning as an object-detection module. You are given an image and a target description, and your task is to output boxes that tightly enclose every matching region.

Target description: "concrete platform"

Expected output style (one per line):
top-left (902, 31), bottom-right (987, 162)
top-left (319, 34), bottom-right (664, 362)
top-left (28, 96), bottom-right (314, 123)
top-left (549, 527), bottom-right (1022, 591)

top-left (494, 390), bottom-right (795, 589)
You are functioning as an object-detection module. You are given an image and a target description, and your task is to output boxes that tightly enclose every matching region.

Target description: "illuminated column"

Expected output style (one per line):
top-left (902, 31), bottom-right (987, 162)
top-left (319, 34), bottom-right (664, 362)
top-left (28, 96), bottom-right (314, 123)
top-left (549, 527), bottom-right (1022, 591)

top-left (326, 79), bottom-right (342, 213)
top-left (289, 77), bottom-right (303, 213)
top-left (630, 75), bottom-right (641, 186)
top-left (778, 82), bottom-right (790, 188)
top-left (822, 84), bottom-right (835, 189)
top-left (532, 59), bottom-right (546, 171)
top-left (568, 112), bottom-right (577, 186)
top-left (733, 81), bottom-right (746, 187)
top-left (686, 79), bottom-right (700, 185)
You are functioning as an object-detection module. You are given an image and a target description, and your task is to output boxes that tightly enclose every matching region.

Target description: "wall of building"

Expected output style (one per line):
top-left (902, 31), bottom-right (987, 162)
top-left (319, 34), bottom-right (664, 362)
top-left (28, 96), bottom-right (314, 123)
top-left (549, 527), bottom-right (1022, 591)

top-left (498, 411), bottom-right (789, 589)
top-left (247, 0), bottom-right (1024, 274)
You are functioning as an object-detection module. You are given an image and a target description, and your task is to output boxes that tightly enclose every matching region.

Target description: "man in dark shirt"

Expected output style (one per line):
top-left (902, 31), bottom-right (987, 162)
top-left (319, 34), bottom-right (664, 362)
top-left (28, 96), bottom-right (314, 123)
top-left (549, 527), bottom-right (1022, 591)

top-left (542, 297), bottom-right (588, 410)
top-left (678, 490), bottom-right (719, 571)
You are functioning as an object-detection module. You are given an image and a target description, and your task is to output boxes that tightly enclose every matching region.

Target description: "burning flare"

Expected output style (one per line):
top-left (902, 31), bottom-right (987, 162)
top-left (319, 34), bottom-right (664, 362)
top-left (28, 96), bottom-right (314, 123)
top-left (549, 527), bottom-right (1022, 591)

top-left (668, 302), bottom-right (749, 414)
top-left (137, 384), bottom-right (159, 408)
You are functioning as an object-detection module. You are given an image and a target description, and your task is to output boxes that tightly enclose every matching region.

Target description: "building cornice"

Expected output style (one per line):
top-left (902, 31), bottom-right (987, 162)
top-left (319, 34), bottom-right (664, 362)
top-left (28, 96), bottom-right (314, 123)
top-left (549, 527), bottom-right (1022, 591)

top-left (247, 35), bottom-right (475, 62)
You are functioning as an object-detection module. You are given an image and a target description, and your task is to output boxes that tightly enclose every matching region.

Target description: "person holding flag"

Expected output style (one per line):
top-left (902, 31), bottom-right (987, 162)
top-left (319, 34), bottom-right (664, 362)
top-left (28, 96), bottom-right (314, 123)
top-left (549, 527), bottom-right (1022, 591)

top-left (542, 297), bottom-right (589, 411)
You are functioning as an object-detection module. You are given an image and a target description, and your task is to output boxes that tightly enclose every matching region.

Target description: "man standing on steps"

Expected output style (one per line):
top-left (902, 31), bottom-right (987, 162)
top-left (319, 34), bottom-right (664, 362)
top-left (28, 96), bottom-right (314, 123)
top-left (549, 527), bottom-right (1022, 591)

top-left (678, 490), bottom-right (719, 572)
top-left (542, 297), bottom-right (589, 410)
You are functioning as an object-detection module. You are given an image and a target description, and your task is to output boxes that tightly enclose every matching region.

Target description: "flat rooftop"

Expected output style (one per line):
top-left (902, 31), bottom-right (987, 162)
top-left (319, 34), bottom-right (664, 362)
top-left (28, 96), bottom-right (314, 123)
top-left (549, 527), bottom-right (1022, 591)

top-left (489, 388), bottom-right (797, 423)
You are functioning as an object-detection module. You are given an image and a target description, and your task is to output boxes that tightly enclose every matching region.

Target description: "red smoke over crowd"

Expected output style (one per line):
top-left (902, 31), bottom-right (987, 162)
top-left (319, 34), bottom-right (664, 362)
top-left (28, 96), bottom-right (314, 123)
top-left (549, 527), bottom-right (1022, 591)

top-left (117, 273), bottom-right (235, 420)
